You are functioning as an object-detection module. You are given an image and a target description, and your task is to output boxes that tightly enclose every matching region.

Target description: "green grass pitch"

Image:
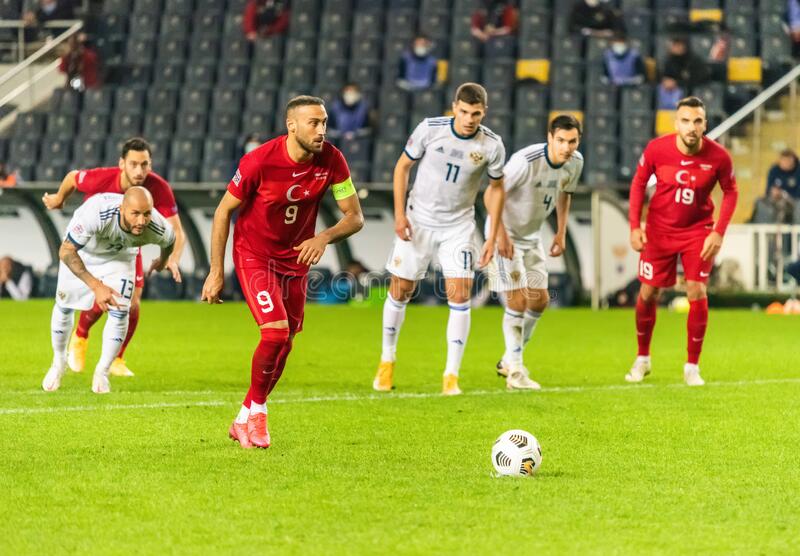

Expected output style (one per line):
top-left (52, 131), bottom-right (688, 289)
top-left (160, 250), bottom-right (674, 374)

top-left (1, 300), bottom-right (799, 554)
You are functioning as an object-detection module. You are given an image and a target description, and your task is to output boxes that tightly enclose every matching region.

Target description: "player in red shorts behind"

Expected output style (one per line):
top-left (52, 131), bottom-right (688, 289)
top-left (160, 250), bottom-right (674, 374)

top-left (201, 96), bottom-right (364, 449)
top-left (627, 96), bottom-right (738, 386)
top-left (42, 138), bottom-right (185, 377)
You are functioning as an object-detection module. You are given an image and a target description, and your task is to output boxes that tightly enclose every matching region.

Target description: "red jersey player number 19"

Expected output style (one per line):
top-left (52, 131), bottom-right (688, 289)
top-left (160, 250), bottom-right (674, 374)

top-left (201, 96), bottom-right (364, 450)
top-left (626, 96), bottom-right (738, 387)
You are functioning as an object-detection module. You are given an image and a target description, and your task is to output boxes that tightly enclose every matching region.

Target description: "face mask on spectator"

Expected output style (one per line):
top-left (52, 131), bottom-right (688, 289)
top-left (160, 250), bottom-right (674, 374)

top-left (413, 45), bottom-right (429, 57)
top-left (585, 0), bottom-right (600, 6)
top-left (611, 42), bottom-right (628, 55)
top-left (244, 141), bottom-right (260, 153)
top-left (342, 91), bottom-right (361, 106)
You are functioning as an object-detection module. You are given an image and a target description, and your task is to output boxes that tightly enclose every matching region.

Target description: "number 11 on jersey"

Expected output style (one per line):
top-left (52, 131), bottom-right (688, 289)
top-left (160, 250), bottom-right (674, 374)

top-left (445, 163), bottom-right (460, 183)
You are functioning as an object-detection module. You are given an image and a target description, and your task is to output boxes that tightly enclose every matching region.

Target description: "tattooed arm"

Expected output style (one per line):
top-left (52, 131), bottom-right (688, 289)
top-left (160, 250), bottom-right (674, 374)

top-left (59, 240), bottom-right (122, 311)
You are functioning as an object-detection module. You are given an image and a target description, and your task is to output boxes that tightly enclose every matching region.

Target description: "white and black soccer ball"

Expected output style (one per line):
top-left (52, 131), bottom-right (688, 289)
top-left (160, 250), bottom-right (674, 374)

top-left (491, 429), bottom-right (542, 476)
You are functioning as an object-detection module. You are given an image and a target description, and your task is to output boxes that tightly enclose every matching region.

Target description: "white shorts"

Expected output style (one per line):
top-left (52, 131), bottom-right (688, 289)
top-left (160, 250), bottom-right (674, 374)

top-left (55, 259), bottom-right (135, 310)
top-left (385, 219), bottom-right (478, 280)
top-left (487, 240), bottom-right (548, 292)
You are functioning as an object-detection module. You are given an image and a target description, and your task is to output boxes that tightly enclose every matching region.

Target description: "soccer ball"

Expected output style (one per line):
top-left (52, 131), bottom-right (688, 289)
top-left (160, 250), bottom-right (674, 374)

top-left (491, 429), bottom-right (542, 477)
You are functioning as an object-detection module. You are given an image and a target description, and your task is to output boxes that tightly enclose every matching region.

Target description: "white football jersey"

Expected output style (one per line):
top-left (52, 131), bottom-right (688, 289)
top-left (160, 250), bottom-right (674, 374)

top-left (64, 193), bottom-right (175, 266)
top-left (404, 116), bottom-right (506, 229)
top-left (500, 143), bottom-right (583, 245)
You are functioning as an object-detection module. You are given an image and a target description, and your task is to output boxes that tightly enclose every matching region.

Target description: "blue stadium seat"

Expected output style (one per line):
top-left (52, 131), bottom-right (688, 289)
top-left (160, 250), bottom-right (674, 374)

top-left (47, 114), bottom-right (77, 140)
top-left (9, 138), bottom-right (38, 166)
top-left (515, 83), bottom-right (549, 116)
top-left (13, 112), bottom-right (46, 139)
top-left (72, 139), bottom-right (105, 169)
top-left (171, 138), bottom-right (203, 163)
top-left (143, 113), bottom-right (175, 141)
top-left (175, 112), bottom-right (208, 139)
top-left (111, 112), bottom-right (143, 137)
top-left (114, 89), bottom-right (145, 115)
top-left (80, 113), bottom-right (110, 141)
top-left (208, 111), bottom-right (240, 139)
top-left (40, 139), bottom-right (72, 166)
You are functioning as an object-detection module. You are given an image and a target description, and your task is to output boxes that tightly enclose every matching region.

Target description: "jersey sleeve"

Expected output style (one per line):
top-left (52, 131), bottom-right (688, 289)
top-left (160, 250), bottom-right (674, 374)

top-left (714, 149), bottom-right (739, 235)
top-left (629, 142), bottom-right (656, 230)
top-left (487, 140), bottom-right (506, 180)
top-left (74, 168), bottom-right (103, 195)
top-left (330, 149), bottom-right (356, 201)
top-left (403, 119), bottom-right (429, 160)
top-left (65, 197), bottom-right (102, 248)
top-left (501, 153), bottom-right (528, 193)
top-left (150, 178), bottom-right (179, 218)
top-left (227, 153), bottom-right (260, 201)
top-left (563, 155), bottom-right (584, 193)
top-left (149, 209), bottom-right (176, 249)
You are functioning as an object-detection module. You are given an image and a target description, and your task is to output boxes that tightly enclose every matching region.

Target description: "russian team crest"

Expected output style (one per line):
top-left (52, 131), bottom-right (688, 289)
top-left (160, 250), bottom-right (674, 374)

top-left (469, 151), bottom-right (484, 165)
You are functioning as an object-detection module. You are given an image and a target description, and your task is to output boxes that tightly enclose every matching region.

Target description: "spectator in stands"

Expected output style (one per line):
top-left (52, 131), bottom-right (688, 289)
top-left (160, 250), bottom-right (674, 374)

top-left (766, 149), bottom-right (800, 199)
top-left (602, 33), bottom-right (645, 86)
top-left (243, 133), bottom-right (262, 155)
top-left (752, 185), bottom-right (795, 224)
top-left (657, 37), bottom-right (710, 109)
top-left (789, 0), bottom-right (800, 58)
top-left (0, 256), bottom-right (34, 300)
top-left (568, 0), bottom-right (625, 37)
top-left (58, 33), bottom-right (100, 91)
top-left (396, 35), bottom-right (438, 92)
top-left (243, 0), bottom-right (290, 41)
top-left (328, 83), bottom-right (374, 140)
top-left (470, 0), bottom-right (518, 43)
top-left (0, 163), bottom-right (18, 187)
top-left (23, 0), bottom-right (75, 40)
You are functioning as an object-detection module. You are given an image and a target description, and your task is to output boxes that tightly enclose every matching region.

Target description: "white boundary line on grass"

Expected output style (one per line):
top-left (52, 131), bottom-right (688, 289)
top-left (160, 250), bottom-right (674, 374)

top-left (2, 377), bottom-right (800, 415)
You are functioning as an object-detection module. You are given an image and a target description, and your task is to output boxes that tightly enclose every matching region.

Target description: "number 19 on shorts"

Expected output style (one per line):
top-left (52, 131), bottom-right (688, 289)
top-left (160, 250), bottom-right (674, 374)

top-left (639, 261), bottom-right (654, 280)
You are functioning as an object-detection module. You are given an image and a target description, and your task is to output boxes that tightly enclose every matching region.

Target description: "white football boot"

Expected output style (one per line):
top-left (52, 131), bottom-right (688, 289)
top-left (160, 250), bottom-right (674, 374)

top-left (683, 363), bottom-right (705, 386)
top-left (42, 364), bottom-right (67, 392)
top-left (625, 356), bottom-right (651, 383)
top-left (92, 369), bottom-right (111, 394)
top-left (506, 366), bottom-right (541, 390)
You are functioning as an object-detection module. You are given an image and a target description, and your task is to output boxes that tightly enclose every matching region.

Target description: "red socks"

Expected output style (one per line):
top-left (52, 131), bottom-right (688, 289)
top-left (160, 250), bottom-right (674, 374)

top-left (635, 296), bottom-right (657, 356)
top-left (249, 327), bottom-right (291, 405)
top-left (76, 303), bottom-right (103, 339)
top-left (240, 334), bottom-right (293, 408)
top-left (687, 298), bottom-right (709, 365)
top-left (118, 303), bottom-right (139, 358)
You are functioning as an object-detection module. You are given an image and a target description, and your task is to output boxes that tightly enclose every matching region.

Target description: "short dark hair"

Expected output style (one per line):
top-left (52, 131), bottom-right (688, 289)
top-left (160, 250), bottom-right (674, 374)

top-left (779, 148), bottom-right (796, 158)
top-left (286, 95), bottom-right (325, 115)
top-left (121, 137), bottom-right (151, 158)
top-left (676, 96), bottom-right (706, 110)
top-left (549, 114), bottom-right (582, 136)
top-left (454, 82), bottom-right (487, 107)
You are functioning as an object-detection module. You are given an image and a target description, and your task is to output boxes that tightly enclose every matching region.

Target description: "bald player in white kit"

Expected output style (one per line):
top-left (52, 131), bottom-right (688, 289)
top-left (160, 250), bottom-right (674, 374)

top-left (42, 187), bottom-right (176, 394)
top-left (485, 115), bottom-right (584, 389)
top-left (373, 82), bottom-right (512, 396)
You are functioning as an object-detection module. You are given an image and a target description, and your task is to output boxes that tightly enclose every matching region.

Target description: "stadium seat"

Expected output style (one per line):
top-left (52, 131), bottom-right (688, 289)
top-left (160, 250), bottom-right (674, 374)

top-left (9, 138), bottom-right (38, 166)
top-left (339, 137), bottom-right (372, 162)
top-left (168, 163), bottom-right (199, 182)
top-left (223, 12), bottom-right (244, 40)
top-left (180, 88), bottom-right (210, 113)
top-left (72, 139), bottom-right (105, 168)
top-left (153, 63), bottom-right (184, 90)
top-left (620, 113), bottom-right (654, 143)
top-left (249, 63), bottom-right (283, 90)
top-left (143, 113), bottom-right (175, 141)
top-left (378, 87), bottom-right (410, 117)
top-left (217, 63), bottom-right (249, 91)
top-left (487, 87), bottom-right (513, 115)
top-left (482, 113), bottom-right (511, 139)
top-left (241, 110), bottom-right (273, 137)
top-left (586, 37), bottom-right (610, 63)
top-left (133, 0), bottom-right (161, 13)
top-left (348, 60), bottom-right (382, 89)
top-left (320, 12), bottom-right (351, 39)
top-left (621, 85), bottom-right (655, 116)
top-left (419, 12), bottom-right (450, 41)
top-left (513, 113), bottom-right (547, 148)
top-left (760, 36), bottom-right (793, 67)
top-left (171, 138), bottom-right (203, 164)
top-left (211, 88), bottom-right (243, 115)
top-left (412, 89), bottom-right (444, 116)
top-left (103, 0), bottom-right (128, 14)
top-left (351, 38), bottom-right (382, 63)
top-left (201, 160), bottom-right (235, 183)
top-left (125, 38), bottom-right (155, 65)
top-left (208, 111), bottom-right (240, 139)
top-left (515, 83), bottom-right (549, 116)
top-left (193, 12), bottom-right (223, 38)
top-left (619, 140), bottom-right (648, 180)
top-left (550, 87), bottom-right (583, 111)
top-left (691, 82), bottom-right (725, 118)
top-left (189, 36), bottom-right (220, 63)
top-left (318, 38), bottom-right (348, 62)
top-left (289, 6), bottom-right (320, 38)
top-left (253, 36), bottom-right (284, 62)
top-left (386, 10), bottom-right (417, 40)
top-left (184, 64), bottom-right (216, 89)
top-left (449, 60), bottom-right (481, 85)
top-left (13, 112), bottom-right (45, 139)
top-left (80, 113), bottom-right (110, 141)
top-left (160, 14), bottom-right (190, 40)
top-left (286, 38), bottom-right (316, 62)
top-left (164, 0), bottom-right (192, 14)
top-left (100, 14), bottom-right (127, 41)
top-left (283, 63), bottom-right (316, 88)
top-left (485, 36), bottom-right (517, 59)
top-left (378, 112), bottom-right (408, 140)
top-left (47, 114), bottom-right (77, 141)
top-left (40, 139), bottom-right (72, 166)
top-left (551, 35), bottom-right (584, 63)
top-left (129, 13), bottom-right (158, 39)
top-left (175, 112), bottom-right (207, 139)
top-left (35, 164), bottom-right (67, 182)
top-left (203, 138), bottom-right (235, 161)
top-left (115, 89), bottom-right (145, 115)
top-left (520, 11), bottom-right (551, 40)
top-left (245, 88), bottom-right (277, 114)
top-left (317, 59), bottom-right (349, 89)
top-left (584, 114), bottom-right (618, 142)
top-left (353, 10), bottom-right (384, 38)
top-left (49, 89), bottom-right (81, 115)
top-left (111, 113), bottom-right (142, 137)
top-left (123, 64), bottom-right (152, 89)
top-left (147, 88), bottom-right (178, 114)
top-left (549, 62), bottom-right (583, 91)
top-left (584, 140), bottom-right (617, 173)
top-left (585, 86), bottom-right (617, 117)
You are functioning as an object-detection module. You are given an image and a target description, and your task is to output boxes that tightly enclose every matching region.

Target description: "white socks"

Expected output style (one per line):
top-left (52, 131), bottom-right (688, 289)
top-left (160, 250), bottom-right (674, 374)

top-left (381, 294), bottom-right (408, 362)
top-left (95, 308), bottom-right (129, 377)
top-left (50, 304), bottom-right (74, 369)
top-left (235, 405), bottom-right (249, 424)
top-left (522, 310), bottom-right (542, 347)
top-left (250, 401), bottom-right (267, 415)
top-left (445, 301), bottom-right (471, 376)
top-left (502, 309), bottom-right (525, 367)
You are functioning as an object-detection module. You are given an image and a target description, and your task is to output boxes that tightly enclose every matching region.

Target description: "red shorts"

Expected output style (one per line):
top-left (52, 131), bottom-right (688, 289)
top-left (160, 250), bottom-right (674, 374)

top-left (135, 250), bottom-right (144, 288)
top-left (638, 231), bottom-right (714, 288)
top-left (235, 258), bottom-right (308, 334)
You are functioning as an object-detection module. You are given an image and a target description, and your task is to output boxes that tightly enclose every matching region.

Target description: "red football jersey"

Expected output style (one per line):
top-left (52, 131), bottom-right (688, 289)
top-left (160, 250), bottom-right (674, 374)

top-left (75, 167), bottom-right (179, 218)
top-left (629, 134), bottom-right (738, 236)
top-left (227, 135), bottom-right (352, 276)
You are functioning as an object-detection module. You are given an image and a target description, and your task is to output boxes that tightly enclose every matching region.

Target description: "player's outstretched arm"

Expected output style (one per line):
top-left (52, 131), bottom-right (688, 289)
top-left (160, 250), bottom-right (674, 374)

top-left (59, 240), bottom-right (121, 311)
top-left (164, 215), bottom-right (186, 283)
top-left (147, 241), bottom-right (177, 280)
top-left (42, 170), bottom-right (78, 210)
top-left (393, 154), bottom-right (416, 241)
top-left (294, 193), bottom-right (364, 266)
top-left (201, 192), bottom-right (241, 304)
top-left (550, 192), bottom-right (572, 257)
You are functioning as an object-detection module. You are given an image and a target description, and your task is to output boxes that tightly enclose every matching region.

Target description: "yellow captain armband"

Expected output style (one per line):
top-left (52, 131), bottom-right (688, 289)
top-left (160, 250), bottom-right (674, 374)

top-left (331, 176), bottom-right (356, 200)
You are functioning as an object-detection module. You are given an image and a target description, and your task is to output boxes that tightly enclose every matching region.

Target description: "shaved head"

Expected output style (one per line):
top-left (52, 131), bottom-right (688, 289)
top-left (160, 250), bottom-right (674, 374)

top-left (120, 186), bottom-right (154, 235)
